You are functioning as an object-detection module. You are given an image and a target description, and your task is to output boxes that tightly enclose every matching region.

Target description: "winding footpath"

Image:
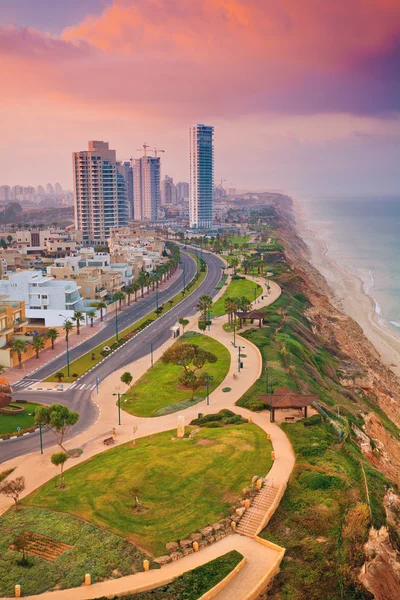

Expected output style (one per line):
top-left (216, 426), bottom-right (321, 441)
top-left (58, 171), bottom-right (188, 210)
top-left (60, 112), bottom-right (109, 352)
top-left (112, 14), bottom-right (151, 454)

top-left (0, 272), bottom-right (295, 600)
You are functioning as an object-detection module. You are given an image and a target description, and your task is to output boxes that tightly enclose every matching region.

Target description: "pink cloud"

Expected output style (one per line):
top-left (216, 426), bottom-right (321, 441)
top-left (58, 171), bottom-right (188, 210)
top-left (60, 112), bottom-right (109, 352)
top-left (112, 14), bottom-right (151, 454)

top-left (0, 1), bottom-right (399, 118)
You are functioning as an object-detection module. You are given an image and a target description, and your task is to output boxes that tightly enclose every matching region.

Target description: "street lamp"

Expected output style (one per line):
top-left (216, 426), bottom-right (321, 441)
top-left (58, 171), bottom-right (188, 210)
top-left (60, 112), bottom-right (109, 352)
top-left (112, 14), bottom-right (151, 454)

top-left (35, 422), bottom-right (43, 454)
top-left (233, 321), bottom-right (237, 348)
top-left (205, 374), bottom-right (213, 405)
top-left (59, 315), bottom-right (71, 377)
top-left (112, 392), bottom-right (121, 425)
top-left (179, 260), bottom-right (186, 295)
top-left (237, 345), bottom-right (244, 373)
top-left (113, 295), bottom-right (119, 342)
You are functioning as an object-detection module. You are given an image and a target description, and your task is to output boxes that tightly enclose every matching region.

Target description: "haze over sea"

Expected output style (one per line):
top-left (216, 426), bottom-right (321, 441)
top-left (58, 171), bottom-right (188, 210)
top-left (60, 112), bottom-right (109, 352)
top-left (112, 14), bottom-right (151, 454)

top-left (301, 195), bottom-right (400, 337)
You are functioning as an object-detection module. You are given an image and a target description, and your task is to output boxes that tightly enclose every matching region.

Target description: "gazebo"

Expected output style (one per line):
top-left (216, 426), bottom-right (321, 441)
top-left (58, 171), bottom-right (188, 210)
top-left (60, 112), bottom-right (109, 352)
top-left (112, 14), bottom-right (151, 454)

top-left (259, 387), bottom-right (317, 422)
top-left (236, 310), bottom-right (267, 328)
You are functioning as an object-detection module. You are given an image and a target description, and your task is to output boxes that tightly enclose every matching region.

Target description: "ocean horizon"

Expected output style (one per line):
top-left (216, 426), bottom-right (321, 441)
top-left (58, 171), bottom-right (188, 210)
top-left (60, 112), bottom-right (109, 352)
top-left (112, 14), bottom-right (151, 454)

top-left (299, 194), bottom-right (400, 337)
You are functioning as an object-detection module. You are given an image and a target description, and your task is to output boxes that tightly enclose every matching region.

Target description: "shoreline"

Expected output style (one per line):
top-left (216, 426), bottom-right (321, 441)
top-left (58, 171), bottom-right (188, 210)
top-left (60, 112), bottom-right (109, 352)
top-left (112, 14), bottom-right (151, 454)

top-left (291, 197), bottom-right (400, 379)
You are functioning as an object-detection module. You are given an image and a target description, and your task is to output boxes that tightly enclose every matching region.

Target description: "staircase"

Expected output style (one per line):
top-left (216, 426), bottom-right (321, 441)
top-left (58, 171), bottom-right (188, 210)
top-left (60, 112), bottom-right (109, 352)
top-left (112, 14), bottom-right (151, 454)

top-left (236, 479), bottom-right (279, 537)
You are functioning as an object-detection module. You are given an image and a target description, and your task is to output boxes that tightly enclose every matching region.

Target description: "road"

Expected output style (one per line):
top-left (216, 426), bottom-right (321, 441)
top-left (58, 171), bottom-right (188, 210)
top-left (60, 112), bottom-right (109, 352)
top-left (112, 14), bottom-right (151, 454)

top-left (0, 250), bottom-right (224, 462)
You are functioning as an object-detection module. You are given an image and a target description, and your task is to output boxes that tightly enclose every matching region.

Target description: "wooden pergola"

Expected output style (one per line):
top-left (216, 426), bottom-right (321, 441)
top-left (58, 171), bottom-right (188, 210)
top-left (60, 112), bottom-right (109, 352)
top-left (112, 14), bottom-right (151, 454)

top-left (236, 310), bottom-right (267, 328)
top-left (259, 387), bottom-right (317, 422)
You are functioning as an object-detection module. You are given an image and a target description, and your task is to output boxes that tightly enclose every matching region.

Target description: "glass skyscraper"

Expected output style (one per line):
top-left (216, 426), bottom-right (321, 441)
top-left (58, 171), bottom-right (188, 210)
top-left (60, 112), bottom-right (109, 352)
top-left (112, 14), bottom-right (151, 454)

top-left (189, 124), bottom-right (214, 229)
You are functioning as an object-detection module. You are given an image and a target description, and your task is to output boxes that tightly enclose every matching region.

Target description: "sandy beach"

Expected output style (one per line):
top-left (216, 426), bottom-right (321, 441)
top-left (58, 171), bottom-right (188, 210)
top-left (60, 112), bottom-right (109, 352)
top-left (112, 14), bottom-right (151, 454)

top-left (292, 198), bottom-right (400, 379)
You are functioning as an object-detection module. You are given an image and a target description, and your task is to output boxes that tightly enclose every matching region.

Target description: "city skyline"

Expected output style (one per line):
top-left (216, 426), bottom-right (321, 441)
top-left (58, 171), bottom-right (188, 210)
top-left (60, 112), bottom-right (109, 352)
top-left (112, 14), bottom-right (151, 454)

top-left (0, 0), bottom-right (399, 197)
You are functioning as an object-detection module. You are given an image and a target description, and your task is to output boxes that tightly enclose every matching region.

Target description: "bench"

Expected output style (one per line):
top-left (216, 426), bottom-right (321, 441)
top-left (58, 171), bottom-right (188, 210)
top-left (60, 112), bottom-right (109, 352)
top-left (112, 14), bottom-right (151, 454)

top-left (285, 416), bottom-right (295, 422)
top-left (103, 437), bottom-right (115, 446)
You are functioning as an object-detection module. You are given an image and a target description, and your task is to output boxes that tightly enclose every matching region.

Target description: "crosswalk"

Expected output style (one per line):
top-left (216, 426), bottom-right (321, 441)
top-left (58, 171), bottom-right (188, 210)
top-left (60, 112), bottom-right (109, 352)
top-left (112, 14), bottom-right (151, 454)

top-left (12, 380), bottom-right (97, 392)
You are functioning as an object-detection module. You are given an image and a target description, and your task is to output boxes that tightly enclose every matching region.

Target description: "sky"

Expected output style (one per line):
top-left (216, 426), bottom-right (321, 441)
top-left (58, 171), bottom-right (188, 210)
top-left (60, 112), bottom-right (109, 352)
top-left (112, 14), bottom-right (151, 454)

top-left (0, 0), bottom-right (399, 197)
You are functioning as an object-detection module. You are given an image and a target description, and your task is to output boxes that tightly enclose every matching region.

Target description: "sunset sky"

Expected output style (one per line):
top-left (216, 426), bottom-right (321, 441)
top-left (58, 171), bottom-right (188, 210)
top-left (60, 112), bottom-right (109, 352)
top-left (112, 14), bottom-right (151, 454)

top-left (1, 0), bottom-right (399, 196)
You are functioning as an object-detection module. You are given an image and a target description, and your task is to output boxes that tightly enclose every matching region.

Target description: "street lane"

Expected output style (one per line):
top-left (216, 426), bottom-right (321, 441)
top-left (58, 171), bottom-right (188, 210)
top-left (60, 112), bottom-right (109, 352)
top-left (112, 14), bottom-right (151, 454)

top-left (0, 250), bottom-right (224, 462)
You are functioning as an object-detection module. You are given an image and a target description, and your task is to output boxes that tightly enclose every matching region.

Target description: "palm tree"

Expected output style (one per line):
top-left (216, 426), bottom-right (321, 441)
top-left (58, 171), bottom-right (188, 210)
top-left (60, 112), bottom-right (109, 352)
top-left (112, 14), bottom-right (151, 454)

top-left (197, 295), bottom-right (213, 321)
top-left (132, 282), bottom-right (140, 302)
top-left (138, 272), bottom-right (148, 298)
top-left (73, 310), bottom-right (85, 335)
top-left (96, 302), bottom-right (107, 322)
top-left (230, 257), bottom-right (240, 274)
top-left (45, 328), bottom-right (59, 350)
top-left (32, 335), bottom-right (45, 359)
top-left (240, 296), bottom-right (252, 312)
top-left (63, 319), bottom-right (73, 340)
top-left (114, 291), bottom-right (126, 309)
top-left (88, 310), bottom-right (96, 327)
top-left (11, 338), bottom-right (28, 369)
top-left (125, 284), bottom-right (135, 306)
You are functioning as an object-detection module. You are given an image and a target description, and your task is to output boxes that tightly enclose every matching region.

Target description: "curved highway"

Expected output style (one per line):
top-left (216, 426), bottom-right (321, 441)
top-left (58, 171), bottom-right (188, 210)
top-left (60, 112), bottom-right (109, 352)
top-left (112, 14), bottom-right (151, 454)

top-left (0, 249), bottom-right (224, 462)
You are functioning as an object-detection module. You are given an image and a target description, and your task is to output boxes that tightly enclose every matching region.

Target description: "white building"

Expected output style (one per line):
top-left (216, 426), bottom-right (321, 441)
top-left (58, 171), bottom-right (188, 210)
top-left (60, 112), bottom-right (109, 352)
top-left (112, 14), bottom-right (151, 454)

top-left (176, 181), bottom-right (189, 204)
top-left (189, 124), bottom-right (214, 229)
top-left (133, 155), bottom-right (161, 221)
top-left (0, 271), bottom-right (85, 327)
top-left (73, 141), bottom-right (129, 245)
top-left (161, 175), bottom-right (177, 205)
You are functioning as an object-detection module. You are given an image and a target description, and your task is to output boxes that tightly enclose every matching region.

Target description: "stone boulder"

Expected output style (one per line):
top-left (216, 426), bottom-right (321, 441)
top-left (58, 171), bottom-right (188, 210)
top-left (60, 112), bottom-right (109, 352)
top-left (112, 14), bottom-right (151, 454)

top-left (179, 539), bottom-right (193, 549)
top-left (200, 526), bottom-right (213, 537)
top-left (170, 552), bottom-right (182, 561)
top-left (212, 522), bottom-right (223, 532)
top-left (154, 555), bottom-right (172, 565)
top-left (166, 542), bottom-right (179, 552)
top-left (190, 532), bottom-right (203, 542)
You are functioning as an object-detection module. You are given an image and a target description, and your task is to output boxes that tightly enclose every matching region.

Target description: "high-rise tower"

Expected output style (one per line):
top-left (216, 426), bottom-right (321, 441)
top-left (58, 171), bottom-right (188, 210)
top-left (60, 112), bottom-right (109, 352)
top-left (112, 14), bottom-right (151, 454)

top-left (73, 141), bottom-right (129, 245)
top-left (133, 156), bottom-right (161, 221)
top-left (189, 124), bottom-right (214, 229)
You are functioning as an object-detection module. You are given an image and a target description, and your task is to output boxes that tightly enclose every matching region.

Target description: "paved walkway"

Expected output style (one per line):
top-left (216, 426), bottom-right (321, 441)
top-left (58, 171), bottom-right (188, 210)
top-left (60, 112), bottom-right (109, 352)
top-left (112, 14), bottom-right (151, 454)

top-left (0, 274), bottom-right (296, 600)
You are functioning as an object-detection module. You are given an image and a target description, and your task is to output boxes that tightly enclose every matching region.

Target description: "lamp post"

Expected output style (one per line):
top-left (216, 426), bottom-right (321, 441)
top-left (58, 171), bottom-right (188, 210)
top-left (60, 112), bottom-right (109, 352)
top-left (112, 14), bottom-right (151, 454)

top-left (233, 321), bottom-right (236, 348)
top-left (114, 299), bottom-right (119, 342)
top-left (35, 422), bottom-right (43, 454)
top-left (205, 374), bottom-right (213, 405)
top-left (238, 346), bottom-right (244, 373)
top-left (112, 392), bottom-right (121, 425)
top-left (180, 260), bottom-right (186, 295)
top-left (59, 315), bottom-right (71, 377)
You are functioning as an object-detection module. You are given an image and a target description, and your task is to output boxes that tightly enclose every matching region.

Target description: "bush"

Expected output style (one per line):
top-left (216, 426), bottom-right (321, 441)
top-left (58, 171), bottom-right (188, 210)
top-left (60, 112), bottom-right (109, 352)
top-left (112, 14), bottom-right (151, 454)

top-left (203, 421), bottom-right (222, 428)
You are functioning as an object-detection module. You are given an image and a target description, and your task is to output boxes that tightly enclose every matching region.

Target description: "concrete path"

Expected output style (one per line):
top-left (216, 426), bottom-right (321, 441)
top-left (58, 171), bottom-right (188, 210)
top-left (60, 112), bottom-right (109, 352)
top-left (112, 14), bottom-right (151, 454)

top-left (0, 274), bottom-right (296, 600)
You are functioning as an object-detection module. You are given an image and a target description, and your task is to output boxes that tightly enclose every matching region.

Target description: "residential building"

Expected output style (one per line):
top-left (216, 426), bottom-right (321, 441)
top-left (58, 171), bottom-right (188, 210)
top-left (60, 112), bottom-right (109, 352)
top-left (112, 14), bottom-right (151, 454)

top-left (176, 181), bottom-right (189, 204)
top-left (0, 271), bottom-right (85, 327)
top-left (73, 141), bottom-right (129, 245)
top-left (161, 175), bottom-right (177, 205)
top-left (14, 229), bottom-right (76, 255)
top-left (189, 124), bottom-right (214, 229)
top-left (119, 161), bottom-right (134, 218)
top-left (0, 186), bottom-right (11, 202)
top-left (133, 155), bottom-right (161, 221)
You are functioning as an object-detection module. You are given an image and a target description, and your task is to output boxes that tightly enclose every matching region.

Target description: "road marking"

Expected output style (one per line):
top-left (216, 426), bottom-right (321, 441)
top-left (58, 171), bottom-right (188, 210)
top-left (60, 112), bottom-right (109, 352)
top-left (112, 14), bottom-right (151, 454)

top-left (69, 383), bottom-right (77, 390)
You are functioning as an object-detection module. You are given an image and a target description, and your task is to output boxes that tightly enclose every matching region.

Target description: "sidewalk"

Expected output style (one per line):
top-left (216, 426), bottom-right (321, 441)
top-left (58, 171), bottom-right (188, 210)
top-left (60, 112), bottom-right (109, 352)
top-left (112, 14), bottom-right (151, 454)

top-left (0, 275), bottom-right (295, 600)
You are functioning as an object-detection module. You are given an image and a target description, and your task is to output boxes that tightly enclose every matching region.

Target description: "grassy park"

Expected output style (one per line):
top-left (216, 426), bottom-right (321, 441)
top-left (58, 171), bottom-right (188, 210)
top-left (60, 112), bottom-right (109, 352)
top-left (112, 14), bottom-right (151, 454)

top-left (212, 278), bottom-right (262, 316)
top-left (0, 402), bottom-right (41, 437)
top-left (25, 424), bottom-right (272, 556)
top-left (0, 507), bottom-right (153, 597)
top-left (122, 332), bottom-right (231, 417)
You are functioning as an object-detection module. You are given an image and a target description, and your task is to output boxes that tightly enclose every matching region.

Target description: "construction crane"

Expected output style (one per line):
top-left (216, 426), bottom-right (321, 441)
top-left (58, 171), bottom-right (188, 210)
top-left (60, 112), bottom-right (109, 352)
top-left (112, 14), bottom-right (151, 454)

top-left (136, 143), bottom-right (150, 156)
top-left (150, 148), bottom-right (165, 158)
top-left (216, 177), bottom-right (226, 188)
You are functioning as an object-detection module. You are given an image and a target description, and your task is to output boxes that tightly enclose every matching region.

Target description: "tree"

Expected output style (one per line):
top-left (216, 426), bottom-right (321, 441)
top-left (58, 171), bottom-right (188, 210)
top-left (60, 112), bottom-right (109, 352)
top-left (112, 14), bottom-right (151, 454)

top-left (240, 296), bottom-right (252, 312)
top-left (179, 318), bottom-right (189, 333)
top-left (114, 291), bottom-right (126, 309)
top-left (32, 335), bottom-right (45, 359)
top-left (180, 371), bottom-right (206, 399)
top-left (46, 328), bottom-right (59, 350)
top-left (73, 310), bottom-right (85, 335)
top-left (0, 476), bottom-right (25, 511)
top-left (138, 272), bottom-right (148, 298)
top-left (34, 404), bottom-right (79, 452)
top-left (51, 452), bottom-right (68, 488)
top-left (125, 284), bottom-right (135, 306)
top-left (96, 302), bottom-right (107, 322)
top-left (63, 319), bottom-right (73, 340)
top-left (55, 371), bottom-right (64, 383)
top-left (121, 371), bottom-right (133, 391)
top-left (132, 282), bottom-right (140, 302)
top-left (198, 321), bottom-right (207, 331)
top-left (197, 295), bottom-right (213, 321)
top-left (13, 530), bottom-right (34, 565)
top-left (10, 338), bottom-right (28, 369)
top-left (6, 234), bottom-right (13, 245)
top-left (161, 343), bottom-right (217, 375)
top-left (88, 310), bottom-right (96, 327)
top-left (230, 257), bottom-right (240, 274)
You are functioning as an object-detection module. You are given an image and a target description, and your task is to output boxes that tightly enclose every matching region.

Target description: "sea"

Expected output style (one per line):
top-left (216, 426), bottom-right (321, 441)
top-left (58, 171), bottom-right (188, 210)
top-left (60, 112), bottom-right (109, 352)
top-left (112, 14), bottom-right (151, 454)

top-left (300, 195), bottom-right (400, 337)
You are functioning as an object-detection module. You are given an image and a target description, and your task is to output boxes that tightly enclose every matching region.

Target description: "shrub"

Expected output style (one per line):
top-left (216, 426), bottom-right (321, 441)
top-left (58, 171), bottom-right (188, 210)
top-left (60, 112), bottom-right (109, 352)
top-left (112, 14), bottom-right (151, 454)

top-left (203, 421), bottom-right (222, 428)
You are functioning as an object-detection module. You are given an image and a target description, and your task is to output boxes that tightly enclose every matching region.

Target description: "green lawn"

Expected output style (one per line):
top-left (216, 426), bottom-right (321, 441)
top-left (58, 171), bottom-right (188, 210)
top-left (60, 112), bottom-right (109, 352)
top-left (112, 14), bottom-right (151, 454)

top-left (25, 424), bottom-right (272, 556)
top-left (212, 278), bottom-right (262, 316)
top-left (0, 507), bottom-right (153, 597)
top-left (94, 551), bottom-right (243, 600)
top-left (45, 253), bottom-right (206, 383)
top-left (122, 332), bottom-right (231, 417)
top-left (227, 235), bottom-right (251, 246)
top-left (0, 402), bottom-right (41, 437)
